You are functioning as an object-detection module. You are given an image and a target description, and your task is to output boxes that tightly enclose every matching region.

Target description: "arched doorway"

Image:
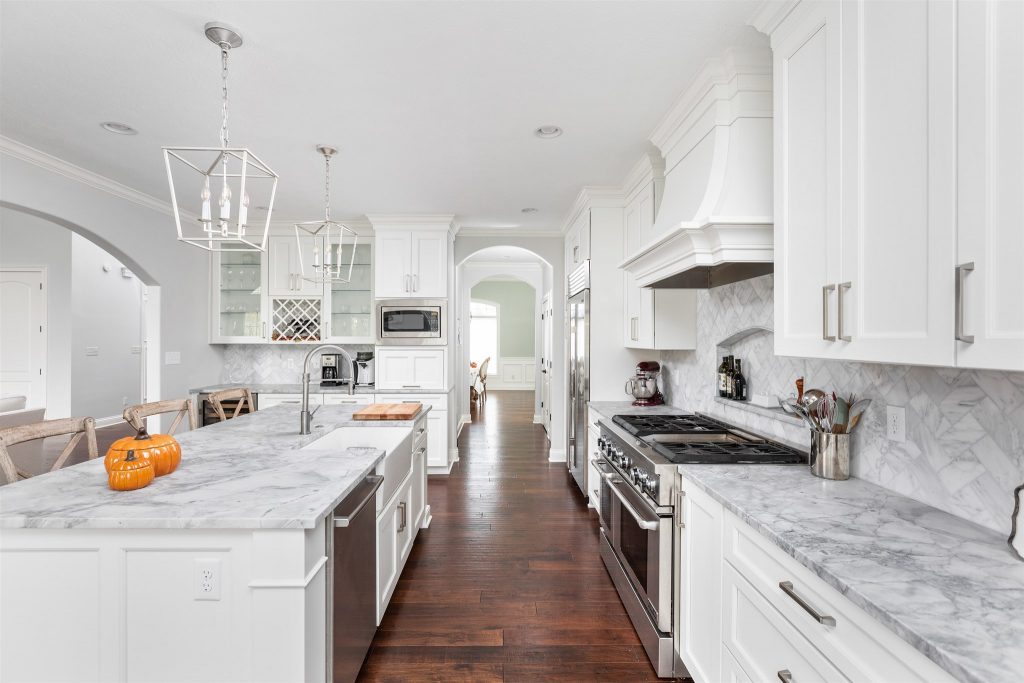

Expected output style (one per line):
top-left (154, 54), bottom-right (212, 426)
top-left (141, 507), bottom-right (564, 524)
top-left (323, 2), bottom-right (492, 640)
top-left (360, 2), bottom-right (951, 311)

top-left (0, 203), bottom-right (159, 425)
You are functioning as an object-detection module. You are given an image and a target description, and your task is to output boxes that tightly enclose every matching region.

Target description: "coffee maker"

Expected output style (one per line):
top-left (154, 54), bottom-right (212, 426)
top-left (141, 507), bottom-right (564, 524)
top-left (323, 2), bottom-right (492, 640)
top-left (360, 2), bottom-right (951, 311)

top-left (354, 351), bottom-right (375, 387)
top-left (625, 361), bottom-right (664, 406)
top-left (320, 354), bottom-right (349, 387)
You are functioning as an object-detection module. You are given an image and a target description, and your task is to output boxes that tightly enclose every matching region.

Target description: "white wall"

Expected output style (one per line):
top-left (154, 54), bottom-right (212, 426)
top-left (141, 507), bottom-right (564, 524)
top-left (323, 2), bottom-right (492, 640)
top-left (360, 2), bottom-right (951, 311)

top-left (70, 234), bottom-right (142, 420)
top-left (455, 235), bottom-right (565, 458)
top-left (1, 140), bottom-right (224, 413)
top-left (0, 207), bottom-right (72, 417)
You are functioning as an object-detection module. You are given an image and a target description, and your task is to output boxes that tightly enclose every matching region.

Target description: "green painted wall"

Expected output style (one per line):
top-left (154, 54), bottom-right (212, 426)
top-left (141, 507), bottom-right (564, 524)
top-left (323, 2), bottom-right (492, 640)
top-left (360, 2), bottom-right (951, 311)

top-left (471, 280), bottom-right (535, 356)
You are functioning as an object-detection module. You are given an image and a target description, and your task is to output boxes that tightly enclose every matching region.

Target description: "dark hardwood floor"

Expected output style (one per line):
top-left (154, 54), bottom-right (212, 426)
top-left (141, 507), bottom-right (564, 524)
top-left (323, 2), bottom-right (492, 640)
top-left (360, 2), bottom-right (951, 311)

top-left (358, 390), bottom-right (663, 682)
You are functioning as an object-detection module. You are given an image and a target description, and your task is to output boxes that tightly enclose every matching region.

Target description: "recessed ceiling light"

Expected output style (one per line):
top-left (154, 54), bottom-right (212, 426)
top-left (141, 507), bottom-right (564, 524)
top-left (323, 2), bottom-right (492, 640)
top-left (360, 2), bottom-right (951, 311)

top-left (100, 122), bottom-right (137, 135)
top-left (521, 207), bottom-right (539, 214)
top-left (534, 125), bottom-right (563, 139)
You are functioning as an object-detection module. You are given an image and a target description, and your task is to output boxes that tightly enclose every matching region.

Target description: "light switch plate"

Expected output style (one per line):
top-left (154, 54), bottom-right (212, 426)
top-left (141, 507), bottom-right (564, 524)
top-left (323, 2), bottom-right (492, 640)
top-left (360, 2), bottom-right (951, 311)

top-left (164, 351), bottom-right (181, 365)
top-left (85, 346), bottom-right (99, 357)
top-left (886, 405), bottom-right (906, 443)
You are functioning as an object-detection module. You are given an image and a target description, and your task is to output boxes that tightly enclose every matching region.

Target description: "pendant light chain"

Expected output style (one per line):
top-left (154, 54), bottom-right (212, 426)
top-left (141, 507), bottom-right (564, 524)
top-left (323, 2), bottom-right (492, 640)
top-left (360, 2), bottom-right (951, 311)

top-left (324, 152), bottom-right (331, 222)
top-left (219, 46), bottom-right (230, 149)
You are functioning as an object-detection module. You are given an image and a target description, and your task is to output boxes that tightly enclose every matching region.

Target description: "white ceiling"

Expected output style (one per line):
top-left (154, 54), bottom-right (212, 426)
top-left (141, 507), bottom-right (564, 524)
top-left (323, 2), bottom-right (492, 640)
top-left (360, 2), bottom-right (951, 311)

top-left (0, 1), bottom-right (764, 232)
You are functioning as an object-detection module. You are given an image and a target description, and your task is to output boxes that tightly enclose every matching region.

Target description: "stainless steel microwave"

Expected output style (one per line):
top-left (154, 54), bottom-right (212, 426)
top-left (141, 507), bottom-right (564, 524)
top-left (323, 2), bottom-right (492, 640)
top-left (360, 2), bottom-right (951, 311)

top-left (375, 299), bottom-right (447, 345)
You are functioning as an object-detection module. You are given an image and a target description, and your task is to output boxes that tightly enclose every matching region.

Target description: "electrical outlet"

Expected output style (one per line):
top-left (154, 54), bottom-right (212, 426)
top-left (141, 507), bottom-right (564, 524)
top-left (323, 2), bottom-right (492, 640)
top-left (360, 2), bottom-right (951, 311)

top-left (886, 405), bottom-right (906, 443)
top-left (194, 558), bottom-right (221, 601)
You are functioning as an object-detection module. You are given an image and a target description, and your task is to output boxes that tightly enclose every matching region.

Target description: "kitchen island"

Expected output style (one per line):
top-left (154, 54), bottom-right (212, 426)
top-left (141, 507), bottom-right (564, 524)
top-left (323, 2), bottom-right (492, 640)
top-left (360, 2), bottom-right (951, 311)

top-left (0, 404), bottom-right (430, 682)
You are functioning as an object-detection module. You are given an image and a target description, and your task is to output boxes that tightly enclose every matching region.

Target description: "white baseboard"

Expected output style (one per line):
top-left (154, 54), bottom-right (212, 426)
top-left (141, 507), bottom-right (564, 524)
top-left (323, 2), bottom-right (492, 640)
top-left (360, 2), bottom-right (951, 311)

top-left (428, 461), bottom-right (456, 476)
top-left (448, 447), bottom-right (460, 463)
top-left (95, 415), bottom-right (124, 429)
top-left (533, 413), bottom-right (544, 424)
top-left (420, 505), bottom-right (432, 529)
top-left (548, 448), bottom-right (566, 462)
top-left (457, 413), bottom-right (471, 435)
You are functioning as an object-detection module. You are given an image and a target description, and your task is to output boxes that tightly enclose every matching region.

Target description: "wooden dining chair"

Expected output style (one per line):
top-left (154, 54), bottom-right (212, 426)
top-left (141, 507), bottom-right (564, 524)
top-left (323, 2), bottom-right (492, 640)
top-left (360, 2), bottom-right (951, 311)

top-left (123, 398), bottom-right (197, 435)
top-left (0, 417), bottom-right (98, 484)
top-left (477, 357), bottom-right (491, 402)
top-left (208, 388), bottom-right (256, 422)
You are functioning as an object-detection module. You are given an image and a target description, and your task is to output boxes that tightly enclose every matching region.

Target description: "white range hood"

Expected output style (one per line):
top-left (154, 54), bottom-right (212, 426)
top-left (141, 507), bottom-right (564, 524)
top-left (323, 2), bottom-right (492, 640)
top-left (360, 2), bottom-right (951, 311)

top-left (622, 48), bottom-right (775, 288)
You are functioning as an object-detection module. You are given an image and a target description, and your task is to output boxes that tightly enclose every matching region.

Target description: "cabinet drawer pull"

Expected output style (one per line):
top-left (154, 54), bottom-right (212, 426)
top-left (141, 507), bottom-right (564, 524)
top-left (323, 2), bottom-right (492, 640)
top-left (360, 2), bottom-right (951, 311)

top-left (674, 489), bottom-right (685, 528)
top-left (955, 262), bottom-right (975, 343)
top-left (402, 385), bottom-right (421, 389)
top-left (779, 581), bottom-right (836, 626)
top-left (398, 502), bottom-right (407, 532)
top-left (777, 669), bottom-right (793, 683)
top-left (837, 281), bottom-right (851, 341)
top-left (405, 274), bottom-right (411, 293)
top-left (413, 274), bottom-right (418, 292)
top-left (822, 284), bottom-right (836, 341)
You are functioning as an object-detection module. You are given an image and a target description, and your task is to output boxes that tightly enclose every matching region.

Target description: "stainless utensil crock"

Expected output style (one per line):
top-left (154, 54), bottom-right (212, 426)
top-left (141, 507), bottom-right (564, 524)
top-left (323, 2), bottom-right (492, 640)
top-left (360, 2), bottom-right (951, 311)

top-left (809, 431), bottom-right (850, 481)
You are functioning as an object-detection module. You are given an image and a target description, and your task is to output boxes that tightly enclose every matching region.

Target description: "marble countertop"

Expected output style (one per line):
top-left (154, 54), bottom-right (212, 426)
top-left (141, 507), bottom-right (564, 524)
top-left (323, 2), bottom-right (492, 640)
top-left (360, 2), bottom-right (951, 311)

top-left (678, 464), bottom-right (1024, 683)
top-left (190, 383), bottom-right (450, 396)
top-left (0, 404), bottom-right (428, 530)
top-left (587, 401), bottom-right (688, 421)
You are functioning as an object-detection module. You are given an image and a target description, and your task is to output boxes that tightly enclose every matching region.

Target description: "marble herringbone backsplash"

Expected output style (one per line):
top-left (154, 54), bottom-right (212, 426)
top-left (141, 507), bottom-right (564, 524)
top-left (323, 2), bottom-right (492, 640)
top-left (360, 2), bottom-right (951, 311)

top-left (660, 274), bottom-right (1024, 535)
top-left (221, 344), bottom-right (373, 384)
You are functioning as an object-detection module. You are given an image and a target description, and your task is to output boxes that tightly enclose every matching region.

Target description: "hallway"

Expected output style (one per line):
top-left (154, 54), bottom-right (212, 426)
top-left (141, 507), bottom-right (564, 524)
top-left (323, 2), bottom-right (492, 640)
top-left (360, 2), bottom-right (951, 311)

top-left (358, 390), bottom-right (662, 682)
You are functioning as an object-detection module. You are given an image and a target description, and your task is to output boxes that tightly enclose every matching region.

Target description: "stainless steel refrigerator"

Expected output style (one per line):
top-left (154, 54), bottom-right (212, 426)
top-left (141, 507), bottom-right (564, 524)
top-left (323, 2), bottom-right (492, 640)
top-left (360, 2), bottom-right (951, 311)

top-left (567, 262), bottom-right (590, 497)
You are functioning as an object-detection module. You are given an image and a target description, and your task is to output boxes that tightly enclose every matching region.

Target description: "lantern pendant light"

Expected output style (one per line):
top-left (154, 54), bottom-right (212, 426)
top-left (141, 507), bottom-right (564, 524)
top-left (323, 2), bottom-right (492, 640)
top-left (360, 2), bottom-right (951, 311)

top-left (294, 146), bottom-right (358, 284)
top-left (163, 22), bottom-right (278, 252)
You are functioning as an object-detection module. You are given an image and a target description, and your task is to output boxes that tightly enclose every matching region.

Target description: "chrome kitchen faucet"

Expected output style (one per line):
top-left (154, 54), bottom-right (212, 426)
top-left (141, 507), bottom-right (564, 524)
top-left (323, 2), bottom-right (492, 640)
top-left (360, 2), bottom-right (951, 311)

top-left (300, 345), bottom-right (354, 434)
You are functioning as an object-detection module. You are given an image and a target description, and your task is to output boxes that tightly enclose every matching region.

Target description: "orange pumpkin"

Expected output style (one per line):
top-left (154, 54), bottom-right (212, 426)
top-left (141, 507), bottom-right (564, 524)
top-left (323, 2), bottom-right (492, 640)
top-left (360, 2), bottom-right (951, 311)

top-left (107, 451), bottom-right (154, 491)
top-left (106, 428), bottom-right (181, 476)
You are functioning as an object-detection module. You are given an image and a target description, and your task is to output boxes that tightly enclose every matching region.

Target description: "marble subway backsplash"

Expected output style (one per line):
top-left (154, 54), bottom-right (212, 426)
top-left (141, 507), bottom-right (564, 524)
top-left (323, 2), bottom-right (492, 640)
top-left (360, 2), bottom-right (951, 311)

top-left (220, 344), bottom-right (373, 385)
top-left (660, 274), bottom-right (1024, 536)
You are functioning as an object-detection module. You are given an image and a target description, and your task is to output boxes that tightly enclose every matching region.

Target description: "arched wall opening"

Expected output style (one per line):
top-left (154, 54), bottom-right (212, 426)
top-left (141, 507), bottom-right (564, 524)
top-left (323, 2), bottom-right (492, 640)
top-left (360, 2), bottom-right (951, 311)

top-left (1, 147), bottom-right (225, 431)
top-left (454, 235), bottom-right (567, 462)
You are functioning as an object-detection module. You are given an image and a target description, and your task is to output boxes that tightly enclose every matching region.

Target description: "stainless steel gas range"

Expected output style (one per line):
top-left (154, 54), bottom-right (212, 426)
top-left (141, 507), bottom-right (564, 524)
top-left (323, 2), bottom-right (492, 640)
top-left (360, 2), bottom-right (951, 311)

top-left (594, 413), bottom-right (806, 678)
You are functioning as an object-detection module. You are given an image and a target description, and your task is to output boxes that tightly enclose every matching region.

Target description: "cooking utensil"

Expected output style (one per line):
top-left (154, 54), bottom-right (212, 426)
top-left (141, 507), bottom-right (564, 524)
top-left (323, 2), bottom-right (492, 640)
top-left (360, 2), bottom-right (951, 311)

top-left (832, 396), bottom-right (850, 433)
top-left (782, 400), bottom-right (818, 430)
top-left (846, 399), bottom-right (872, 432)
top-left (796, 377), bottom-right (805, 403)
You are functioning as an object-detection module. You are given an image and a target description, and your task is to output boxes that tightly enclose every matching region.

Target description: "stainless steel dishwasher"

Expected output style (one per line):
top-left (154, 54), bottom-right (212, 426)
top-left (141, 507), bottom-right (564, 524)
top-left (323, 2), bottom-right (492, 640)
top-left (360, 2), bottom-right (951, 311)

top-left (327, 474), bottom-right (382, 683)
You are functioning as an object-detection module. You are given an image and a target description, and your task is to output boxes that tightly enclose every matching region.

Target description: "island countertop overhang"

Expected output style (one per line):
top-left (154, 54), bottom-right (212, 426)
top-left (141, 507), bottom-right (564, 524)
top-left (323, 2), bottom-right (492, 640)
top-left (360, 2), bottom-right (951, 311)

top-left (0, 404), bottom-right (430, 530)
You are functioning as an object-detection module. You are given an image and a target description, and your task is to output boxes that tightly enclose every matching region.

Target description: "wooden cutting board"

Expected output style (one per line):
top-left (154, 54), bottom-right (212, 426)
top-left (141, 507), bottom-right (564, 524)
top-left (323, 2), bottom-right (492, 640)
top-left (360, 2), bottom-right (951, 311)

top-left (352, 403), bottom-right (422, 421)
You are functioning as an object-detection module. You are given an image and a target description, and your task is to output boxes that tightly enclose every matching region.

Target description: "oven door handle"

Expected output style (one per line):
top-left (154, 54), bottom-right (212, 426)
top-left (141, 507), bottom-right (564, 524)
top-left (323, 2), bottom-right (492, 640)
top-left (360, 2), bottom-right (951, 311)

top-left (594, 460), bottom-right (616, 480)
top-left (608, 479), bottom-right (661, 531)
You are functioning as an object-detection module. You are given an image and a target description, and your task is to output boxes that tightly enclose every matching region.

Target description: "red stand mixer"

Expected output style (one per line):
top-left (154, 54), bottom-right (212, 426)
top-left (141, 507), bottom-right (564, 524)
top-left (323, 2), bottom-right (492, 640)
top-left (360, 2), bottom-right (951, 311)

top-left (625, 361), bottom-right (665, 406)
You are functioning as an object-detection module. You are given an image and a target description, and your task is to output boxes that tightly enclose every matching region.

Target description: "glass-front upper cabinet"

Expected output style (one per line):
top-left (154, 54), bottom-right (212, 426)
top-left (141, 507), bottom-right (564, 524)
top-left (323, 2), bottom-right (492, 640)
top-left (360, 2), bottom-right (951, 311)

top-left (325, 241), bottom-right (374, 343)
top-left (210, 251), bottom-right (267, 343)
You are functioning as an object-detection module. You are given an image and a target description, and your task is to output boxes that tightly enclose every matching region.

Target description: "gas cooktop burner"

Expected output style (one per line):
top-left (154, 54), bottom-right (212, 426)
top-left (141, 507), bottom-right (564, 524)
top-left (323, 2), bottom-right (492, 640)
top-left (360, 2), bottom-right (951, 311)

top-left (650, 440), bottom-right (805, 465)
top-left (612, 413), bottom-right (726, 436)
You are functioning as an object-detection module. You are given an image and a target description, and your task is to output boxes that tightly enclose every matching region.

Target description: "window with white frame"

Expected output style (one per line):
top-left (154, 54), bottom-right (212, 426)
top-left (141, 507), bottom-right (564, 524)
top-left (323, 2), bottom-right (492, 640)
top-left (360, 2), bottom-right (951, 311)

top-left (469, 299), bottom-right (498, 367)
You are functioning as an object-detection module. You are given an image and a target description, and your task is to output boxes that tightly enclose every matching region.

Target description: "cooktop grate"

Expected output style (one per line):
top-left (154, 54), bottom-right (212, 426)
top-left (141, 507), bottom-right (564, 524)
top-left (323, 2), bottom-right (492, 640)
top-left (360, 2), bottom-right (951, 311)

top-left (651, 440), bottom-right (806, 465)
top-left (612, 414), bottom-right (725, 436)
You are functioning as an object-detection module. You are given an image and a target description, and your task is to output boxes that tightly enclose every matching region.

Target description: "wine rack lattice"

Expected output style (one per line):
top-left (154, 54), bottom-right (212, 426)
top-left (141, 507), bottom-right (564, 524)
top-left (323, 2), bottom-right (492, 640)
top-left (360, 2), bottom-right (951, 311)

top-left (271, 298), bottom-right (322, 342)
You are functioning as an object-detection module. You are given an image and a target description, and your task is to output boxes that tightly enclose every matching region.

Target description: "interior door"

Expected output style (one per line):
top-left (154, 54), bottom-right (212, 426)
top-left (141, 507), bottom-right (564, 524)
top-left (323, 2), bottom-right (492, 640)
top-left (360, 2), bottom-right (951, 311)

top-left (541, 295), bottom-right (553, 434)
top-left (0, 269), bottom-right (46, 408)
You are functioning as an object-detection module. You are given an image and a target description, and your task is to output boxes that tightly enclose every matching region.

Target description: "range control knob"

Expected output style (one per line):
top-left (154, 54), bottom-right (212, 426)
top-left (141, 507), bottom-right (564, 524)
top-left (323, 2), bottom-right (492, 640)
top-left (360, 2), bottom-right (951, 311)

top-left (631, 467), bottom-right (647, 487)
top-left (645, 478), bottom-right (659, 497)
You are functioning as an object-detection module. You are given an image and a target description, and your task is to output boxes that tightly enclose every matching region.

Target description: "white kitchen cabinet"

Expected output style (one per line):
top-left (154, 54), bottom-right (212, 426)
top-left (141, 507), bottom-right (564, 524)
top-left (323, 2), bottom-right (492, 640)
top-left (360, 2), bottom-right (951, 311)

top-left (376, 468), bottom-right (412, 624)
top-left (268, 234), bottom-right (321, 297)
top-left (375, 393), bottom-right (449, 471)
top-left (623, 179), bottom-right (696, 350)
top-left (836, 0), bottom-right (956, 366)
top-left (676, 481), bottom-right (724, 683)
top-left (772, 0), bottom-right (843, 360)
top-left (257, 393), bottom-right (320, 409)
top-left (410, 427), bottom-right (427, 528)
top-left (372, 229), bottom-right (448, 298)
top-left (324, 242), bottom-right (374, 343)
top-left (674, 473), bottom-right (956, 683)
top-left (322, 394), bottom-right (373, 406)
top-left (375, 348), bottom-right (446, 391)
top-left (955, 0), bottom-right (1024, 371)
top-left (210, 251), bottom-right (268, 343)
top-left (565, 210), bottom-right (591, 272)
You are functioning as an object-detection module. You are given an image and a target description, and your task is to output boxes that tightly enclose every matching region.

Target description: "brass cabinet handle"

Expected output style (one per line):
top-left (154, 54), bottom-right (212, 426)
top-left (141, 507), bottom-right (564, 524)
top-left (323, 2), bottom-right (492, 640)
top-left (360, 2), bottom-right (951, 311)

top-left (779, 581), bottom-right (836, 626)
top-left (822, 284), bottom-right (836, 341)
top-left (838, 282), bottom-right (852, 341)
top-left (955, 262), bottom-right (975, 343)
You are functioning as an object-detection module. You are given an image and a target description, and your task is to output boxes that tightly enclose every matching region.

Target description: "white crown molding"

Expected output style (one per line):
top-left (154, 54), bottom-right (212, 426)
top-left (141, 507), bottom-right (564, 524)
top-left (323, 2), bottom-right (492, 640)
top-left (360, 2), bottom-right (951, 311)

top-left (649, 47), bottom-right (772, 155)
top-left (365, 213), bottom-right (458, 237)
top-left (560, 186), bottom-right (625, 235)
top-left (0, 135), bottom-right (177, 218)
top-left (622, 148), bottom-right (666, 203)
top-left (748, 0), bottom-right (801, 35)
top-left (457, 227), bottom-right (561, 238)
